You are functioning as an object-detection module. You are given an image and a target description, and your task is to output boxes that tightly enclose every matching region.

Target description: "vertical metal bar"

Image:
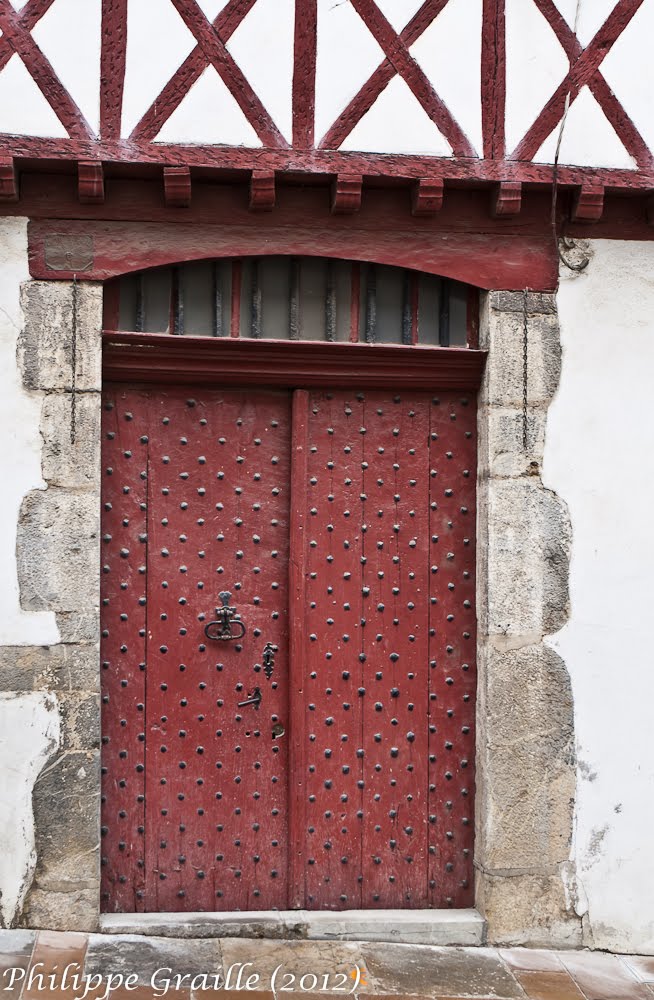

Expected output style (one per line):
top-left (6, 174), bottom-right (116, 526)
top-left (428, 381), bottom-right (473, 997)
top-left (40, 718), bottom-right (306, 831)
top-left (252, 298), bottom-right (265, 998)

top-left (230, 260), bottom-right (242, 338)
top-left (439, 277), bottom-right (451, 347)
top-left (289, 257), bottom-right (301, 340)
top-left (251, 259), bottom-right (262, 339)
top-left (212, 261), bottom-right (223, 338)
top-left (135, 272), bottom-right (144, 333)
top-left (325, 261), bottom-right (336, 342)
top-left (288, 387), bottom-right (309, 907)
top-left (172, 266), bottom-right (183, 335)
top-left (364, 263), bottom-right (377, 344)
top-left (401, 270), bottom-right (412, 345)
top-left (349, 262), bottom-right (360, 343)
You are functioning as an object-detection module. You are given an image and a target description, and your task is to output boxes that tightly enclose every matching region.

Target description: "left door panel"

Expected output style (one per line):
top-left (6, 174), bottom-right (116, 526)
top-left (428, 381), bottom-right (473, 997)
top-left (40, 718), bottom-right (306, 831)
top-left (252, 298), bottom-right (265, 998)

top-left (101, 386), bottom-right (292, 913)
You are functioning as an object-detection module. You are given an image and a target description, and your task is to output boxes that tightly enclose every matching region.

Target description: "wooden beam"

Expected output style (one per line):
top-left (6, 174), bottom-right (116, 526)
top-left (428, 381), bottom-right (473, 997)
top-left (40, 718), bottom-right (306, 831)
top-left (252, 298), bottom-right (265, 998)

top-left (249, 170), bottom-right (275, 211)
top-left (0, 156), bottom-right (18, 201)
top-left (163, 165), bottom-right (192, 207)
top-left (331, 174), bottom-right (362, 214)
top-left (411, 177), bottom-right (444, 216)
top-left (571, 182), bottom-right (604, 222)
top-left (78, 160), bottom-right (104, 204)
top-left (492, 181), bottom-right (522, 217)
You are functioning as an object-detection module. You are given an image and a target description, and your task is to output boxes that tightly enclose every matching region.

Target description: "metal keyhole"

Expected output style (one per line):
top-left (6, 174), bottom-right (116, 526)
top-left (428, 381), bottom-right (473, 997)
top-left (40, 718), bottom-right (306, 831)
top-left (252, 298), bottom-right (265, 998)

top-left (272, 723), bottom-right (285, 739)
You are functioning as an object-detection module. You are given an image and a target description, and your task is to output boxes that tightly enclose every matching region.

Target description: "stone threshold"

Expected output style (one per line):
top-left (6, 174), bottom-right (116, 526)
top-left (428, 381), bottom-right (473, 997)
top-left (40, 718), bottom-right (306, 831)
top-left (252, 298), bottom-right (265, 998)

top-left (100, 908), bottom-right (485, 946)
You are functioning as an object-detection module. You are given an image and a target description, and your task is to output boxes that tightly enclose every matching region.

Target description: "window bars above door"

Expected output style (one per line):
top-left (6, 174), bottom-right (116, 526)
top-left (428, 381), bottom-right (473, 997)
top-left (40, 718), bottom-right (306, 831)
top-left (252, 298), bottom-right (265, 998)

top-left (112, 257), bottom-right (476, 348)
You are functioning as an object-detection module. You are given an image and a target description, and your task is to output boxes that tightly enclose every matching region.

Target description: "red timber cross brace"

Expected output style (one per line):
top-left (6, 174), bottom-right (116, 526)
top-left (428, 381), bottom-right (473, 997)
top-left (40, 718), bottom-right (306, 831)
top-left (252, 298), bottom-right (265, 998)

top-left (100, 364), bottom-right (478, 912)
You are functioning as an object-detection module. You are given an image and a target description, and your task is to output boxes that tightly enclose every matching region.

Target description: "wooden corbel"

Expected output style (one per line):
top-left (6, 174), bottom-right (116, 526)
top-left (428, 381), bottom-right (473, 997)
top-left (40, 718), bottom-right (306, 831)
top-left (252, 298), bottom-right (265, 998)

top-left (78, 160), bottom-right (105, 204)
top-left (164, 165), bottom-right (192, 208)
top-left (492, 181), bottom-right (522, 218)
top-left (571, 182), bottom-right (604, 223)
top-left (0, 157), bottom-right (18, 202)
top-left (249, 170), bottom-right (276, 211)
top-left (331, 174), bottom-right (362, 214)
top-left (411, 178), bottom-right (443, 216)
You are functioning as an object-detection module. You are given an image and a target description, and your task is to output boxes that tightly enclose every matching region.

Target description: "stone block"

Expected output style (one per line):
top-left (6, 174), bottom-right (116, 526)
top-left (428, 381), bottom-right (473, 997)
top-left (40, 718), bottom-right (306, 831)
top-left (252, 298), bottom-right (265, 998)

top-left (85, 934), bottom-right (222, 983)
top-left (479, 311), bottom-right (561, 408)
top-left (18, 281), bottom-right (102, 393)
top-left (0, 644), bottom-right (99, 692)
top-left (361, 942), bottom-right (524, 997)
top-left (478, 406), bottom-right (547, 479)
top-left (59, 692), bottom-right (100, 750)
top-left (489, 291), bottom-right (557, 315)
top-left (477, 872), bottom-right (582, 949)
top-left (17, 489), bottom-right (99, 614)
top-left (480, 479), bottom-right (571, 637)
top-left (55, 610), bottom-right (100, 644)
top-left (476, 643), bottom-right (575, 871)
top-left (22, 749), bottom-right (100, 930)
top-left (41, 392), bottom-right (101, 488)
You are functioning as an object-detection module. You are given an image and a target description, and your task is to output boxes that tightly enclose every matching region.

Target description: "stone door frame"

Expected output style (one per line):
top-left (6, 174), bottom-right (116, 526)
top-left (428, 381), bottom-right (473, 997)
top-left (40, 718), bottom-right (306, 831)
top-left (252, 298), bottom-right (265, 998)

top-left (8, 278), bottom-right (579, 947)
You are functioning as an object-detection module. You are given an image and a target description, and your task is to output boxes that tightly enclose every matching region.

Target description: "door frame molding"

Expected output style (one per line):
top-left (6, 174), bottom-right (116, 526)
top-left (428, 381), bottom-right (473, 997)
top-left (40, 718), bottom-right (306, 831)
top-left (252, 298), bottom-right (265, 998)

top-left (102, 332), bottom-right (487, 390)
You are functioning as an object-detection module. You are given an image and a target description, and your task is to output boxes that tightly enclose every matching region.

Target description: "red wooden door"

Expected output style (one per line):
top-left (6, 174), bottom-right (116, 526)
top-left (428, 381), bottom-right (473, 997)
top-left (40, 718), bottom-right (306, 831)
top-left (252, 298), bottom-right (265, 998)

top-left (101, 385), bottom-right (476, 913)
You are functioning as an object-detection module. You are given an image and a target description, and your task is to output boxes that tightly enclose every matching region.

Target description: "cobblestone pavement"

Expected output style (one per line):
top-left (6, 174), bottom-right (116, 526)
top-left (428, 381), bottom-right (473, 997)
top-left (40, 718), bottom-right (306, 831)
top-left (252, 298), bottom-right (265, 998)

top-left (1, 931), bottom-right (653, 1000)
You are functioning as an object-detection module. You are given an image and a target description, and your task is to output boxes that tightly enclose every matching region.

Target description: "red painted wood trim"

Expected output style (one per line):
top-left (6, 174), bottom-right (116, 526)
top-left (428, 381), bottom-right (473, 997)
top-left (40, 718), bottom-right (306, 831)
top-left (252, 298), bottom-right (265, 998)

top-left (230, 259), bottom-right (242, 337)
top-left (292, 0), bottom-right (317, 149)
top-left (163, 165), bottom-right (192, 207)
top-left (3, 136), bottom-right (654, 190)
top-left (100, 0), bottom-right (128, 140)
top-left (349, 262), bottom-right (360, 343)
top-left (288, 387), bottom-right (309, 907)
top-left (492, 181), bottom-right (521, 217)
top-left (319, 0), bottom-right (449, 149)
top-left (130, 0), bottom-right (257, 142)
top-left (0, 0), bottom-right (56, 74)
top-left (531, 0), bottom-right (653, 170)
top-left (331, 174), bottom-right (362, 214)
top-left (0, 156), bottom-right (18, 201)
top-left (348, 0), bottom-right (475, 158)
top-left (102, 333), bottom-right (487, 389)
top-left (249, 170), bottom-right (276, 211)
top-left (571, 182), bottom-right (604, 222)
top-left (411, 177), bottom-right (443, 216)
top-left (511, 0), bottom-right (646, 161)
top-left (481, 0), bottom-right (506, 160)
top-left (0, 0), bottom-right (94, 141)
top-left (167, 0), bottom-right (288, 149)
top-left (466, 285), bottom-right (480, 350)
top-left (27, 210), bottom-right (559, 290)
top-left (102, 278), bottom-right (120, 329)
top-left (410, 271), bottom-right (420, 344)
top-left (78, 161), bottom-right (105, 204)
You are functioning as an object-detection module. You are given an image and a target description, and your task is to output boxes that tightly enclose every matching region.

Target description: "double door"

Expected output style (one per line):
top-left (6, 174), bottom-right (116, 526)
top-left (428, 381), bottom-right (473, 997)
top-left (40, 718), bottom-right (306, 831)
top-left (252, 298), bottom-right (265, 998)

top-left (100, 385), bottom-right (476, 912)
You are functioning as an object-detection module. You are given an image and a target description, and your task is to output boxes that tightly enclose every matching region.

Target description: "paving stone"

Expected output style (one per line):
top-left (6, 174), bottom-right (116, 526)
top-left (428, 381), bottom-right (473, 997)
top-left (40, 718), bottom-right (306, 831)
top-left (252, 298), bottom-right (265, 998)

top-left (513, 970), bottom-right (585, 1000)
top-left (0, 929), bottom-right (35, 995)
top-left (559, 951), bottom-right (651, 1000)
top-left (85, 934), bottom-right (222, 985)
top-left (621, 957), bottom-right (654, 983)
top-left (219, 939), bottom-right (365, 993)
top-left (360, 945), bottom-right (524, 997)
top-left (22, 930), bottom-right (88, 1000)
top-left (499, 949), bottom-right (564, 972)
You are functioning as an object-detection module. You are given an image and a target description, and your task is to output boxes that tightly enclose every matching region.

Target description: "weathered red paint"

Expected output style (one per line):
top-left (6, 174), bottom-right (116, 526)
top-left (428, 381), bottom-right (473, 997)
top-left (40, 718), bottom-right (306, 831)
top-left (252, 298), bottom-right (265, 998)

top-left (100, 0), bottom-right (128, 141)
top-left (249, 170), bottom-right (276, 212)
top-left (571, 183), bottom-right (605, 223)
top-left (292, 0), bottom-right (317, 149)
top-left (481, 0), bottom-right (506, 160)
top-left (511, 0), bottom-right (648, 162)
top-left (101, 383), bottom-right (477, 913)
top-left (163, 165), bottom-right (192, 208)
top-left (492, 181), bottom-right (522, 218)
top-left (331, 174), bottom-right (363, 215)
top-left (102, 334), bottom-right (487, 390)
top-left (78, 161), bottom-right (105, 204)
top-left (411, 178), bottom-right (444, 217)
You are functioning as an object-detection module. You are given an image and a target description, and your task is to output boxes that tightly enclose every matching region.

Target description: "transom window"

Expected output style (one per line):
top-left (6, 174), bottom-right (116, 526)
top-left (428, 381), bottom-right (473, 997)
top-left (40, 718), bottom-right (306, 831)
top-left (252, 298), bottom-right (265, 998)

top-left (111, 257), bottom-right (475, 347)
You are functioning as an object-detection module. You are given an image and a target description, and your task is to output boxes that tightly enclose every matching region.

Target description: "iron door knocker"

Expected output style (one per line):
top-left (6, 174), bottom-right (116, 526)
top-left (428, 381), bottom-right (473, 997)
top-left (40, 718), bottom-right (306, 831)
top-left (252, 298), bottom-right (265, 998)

top-left (204, 591), bottom-right (246, 642)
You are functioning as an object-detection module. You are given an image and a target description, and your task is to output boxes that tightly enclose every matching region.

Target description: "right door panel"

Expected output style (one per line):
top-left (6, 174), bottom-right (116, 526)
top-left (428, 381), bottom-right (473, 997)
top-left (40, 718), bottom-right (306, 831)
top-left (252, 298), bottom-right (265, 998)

top-left (292, 389), bottom-right (477, 910)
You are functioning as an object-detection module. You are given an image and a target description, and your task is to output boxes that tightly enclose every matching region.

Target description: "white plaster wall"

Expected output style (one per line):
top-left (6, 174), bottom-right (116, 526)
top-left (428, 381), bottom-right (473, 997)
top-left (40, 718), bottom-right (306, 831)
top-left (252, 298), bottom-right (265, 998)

top-left (545, 240), bottom-right (654, 954)
top-left (0, 692), bottom-right (60, 927)
top-left (0, 219), bottom-right (59, 646)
